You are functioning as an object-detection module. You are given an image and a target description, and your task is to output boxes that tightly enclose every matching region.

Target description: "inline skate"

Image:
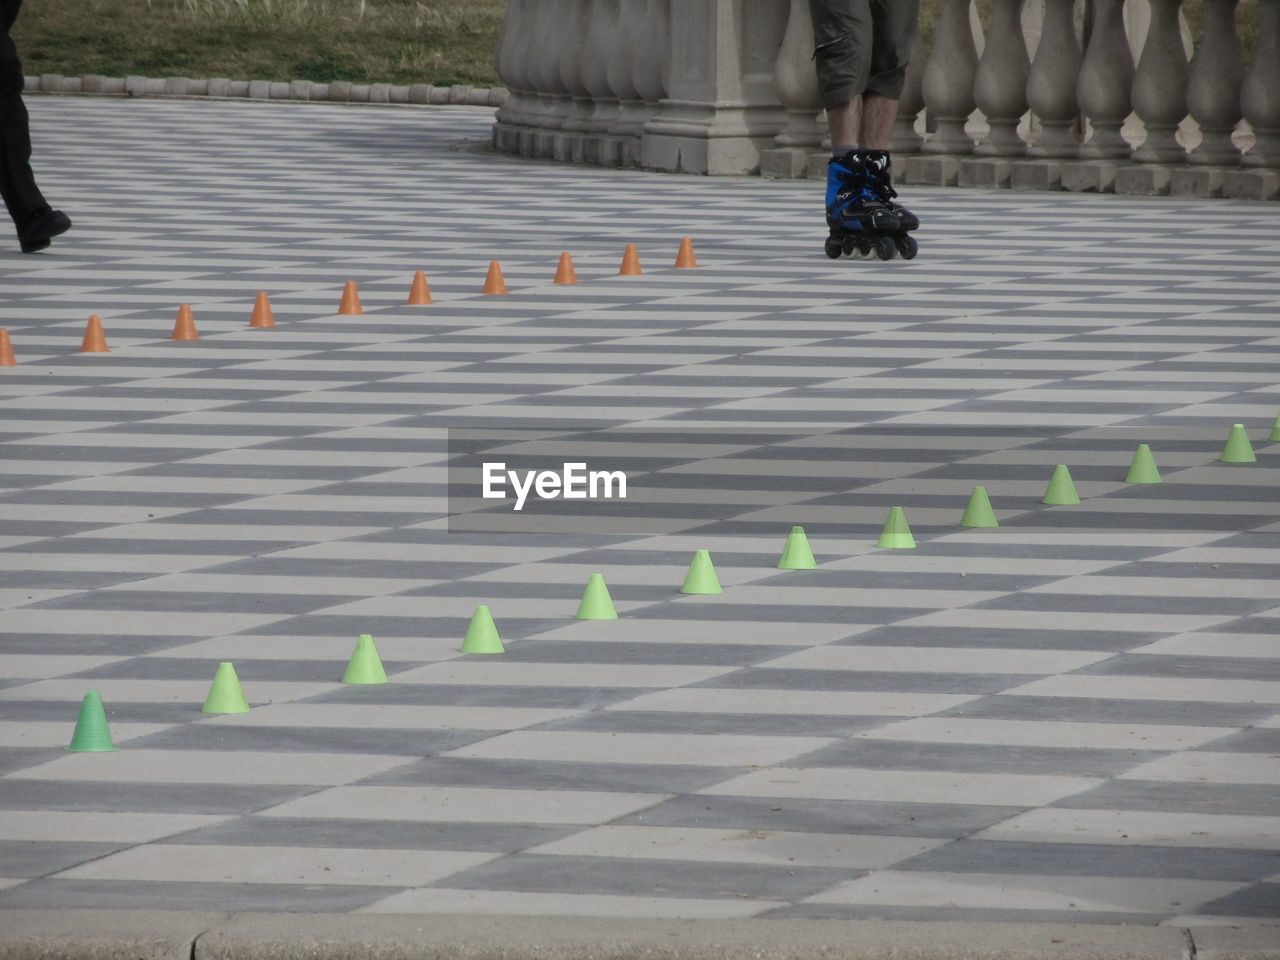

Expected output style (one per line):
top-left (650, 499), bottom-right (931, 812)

top-left (823, 149), bottom-right (917, 261)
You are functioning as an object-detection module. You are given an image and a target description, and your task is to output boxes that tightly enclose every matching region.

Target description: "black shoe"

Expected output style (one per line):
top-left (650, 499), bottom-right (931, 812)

top-left (20, 208), bottom-right (71, 253)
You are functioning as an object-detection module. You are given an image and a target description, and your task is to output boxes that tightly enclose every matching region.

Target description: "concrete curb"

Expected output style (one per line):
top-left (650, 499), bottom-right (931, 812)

top-left (1, 912), bottom-right (1277, 960)
top-left (23, 74), bottom-right (508, 108)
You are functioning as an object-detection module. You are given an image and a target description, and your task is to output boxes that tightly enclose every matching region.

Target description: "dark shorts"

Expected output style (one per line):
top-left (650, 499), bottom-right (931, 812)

top-left (808, 0), bottom-right (920, 108)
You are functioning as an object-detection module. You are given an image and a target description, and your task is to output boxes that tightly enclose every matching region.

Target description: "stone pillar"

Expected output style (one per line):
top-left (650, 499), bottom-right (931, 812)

top-left (974, 0), bottom-right (1030, 156)
top-left (761, 0), bottom-right (824, 178)
top-left (1131, 0), bottom-right (1190, 163)
top-left (922, 0), bottom-right (979, 154)
top-left (492, 0), bottom-right (536, 153)
top-left (641, 0), bottom-right (787, 174)
top-left (1026, 0), bottom-right (1082, 157)
top-left (1077, 0), bottom-right (1134, 159)
top-left (1241, 0), bottom-right (1280, 167)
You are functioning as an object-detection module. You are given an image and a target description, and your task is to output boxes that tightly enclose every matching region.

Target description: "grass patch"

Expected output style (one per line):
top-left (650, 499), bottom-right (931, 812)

top-left (12, 0), bottom-right (507, 86)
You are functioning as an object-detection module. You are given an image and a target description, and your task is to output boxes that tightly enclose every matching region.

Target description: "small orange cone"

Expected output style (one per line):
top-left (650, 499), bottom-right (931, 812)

top-left (554, 252), bottom-right (578, 285)
top-left (249, 292), bottom-right (275, 328)
top-left (674, 237), bottom-right (698, 269)
top-left (482, 261), bottom-right (507, 295)
top-left (80, 315), bottom-right (108, 353)
top-left (0, 328), bottom-right (15, 366)
top-left (619, 243), bottom-right (642, 276)
top-left (338, 280), bottom-right (363, 315)
top-left (171, 304), bottom-right (198, 341)
top-left (407, 270), bottom-right (433, 305)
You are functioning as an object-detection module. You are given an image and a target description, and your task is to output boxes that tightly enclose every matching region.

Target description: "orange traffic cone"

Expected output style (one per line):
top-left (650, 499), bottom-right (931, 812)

top-left (482, 261), bottom-right (507, 295)
top-left (171, 304), bottom-right (198, 341)
top-left (619, 243), bottom-right (642, 276)
top-left (674, 237), bottom-right (698, 269)
top-left (554, 252), bottom-right (578, 285)
top-left (407, 270), bottom-right (432, 305)
top-left (338, 280), bottom-right (363, 315)
top-left (249, 292), bottom-right (275, 328)
top-left (80, 315), bottom-right (108, 353)
top-left (0, 328), bottom-right (15, 366)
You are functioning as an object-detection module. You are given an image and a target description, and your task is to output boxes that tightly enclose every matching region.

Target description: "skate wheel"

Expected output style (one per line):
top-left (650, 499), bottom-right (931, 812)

top-left (855, 236), bottom-right (872, 258)
top-left (841, 239), bottom-right (856, 258)
top-left (875, 236), bottom-right (896, 260)
top-left (896, 234), bottom-right (919, 260)
top-left (824, 236), bottom-right (842, 260)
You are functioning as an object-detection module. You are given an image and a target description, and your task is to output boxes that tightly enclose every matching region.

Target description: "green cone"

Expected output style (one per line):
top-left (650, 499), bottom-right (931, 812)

top-left (342, 633), bottom-right (388, 684)
top-left (1042, 464), bottom-right (1080, 505)
top-left (877, 506), bottom-right (916, 549)
top-left (680, 549), bottom-right (722, 594)
top-left (67, 690), bottom-right (117, 752)
top-left (202, 661), bottom-right (250, 714)
top-left (576, 573), bottom-right (618, 620)
top-left (1124, 444), bottom-right (1162, 484)
top-left (777, 525), bottom-right (817, 570)
top-left (1270, 412), bottom-right (1280, 443)
top-left (461, 604), bottom-right (505, 653)
top-left (959, 486), bottom-right (998, 527)
top-left (1219, 423), bottom-right (1256, 464)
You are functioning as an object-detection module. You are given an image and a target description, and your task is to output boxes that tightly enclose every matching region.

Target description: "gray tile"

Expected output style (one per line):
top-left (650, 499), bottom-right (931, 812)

top-left (795, 739), bottom-right (1163, 777)
top-left (0, 879), bottom-right (394, 912)
top-left (436, 853), bottom-right (853, 900)
top-left (366, 757), bottom-right (729, 795)
top-left (1193, 881), bottom-right (1280, 918)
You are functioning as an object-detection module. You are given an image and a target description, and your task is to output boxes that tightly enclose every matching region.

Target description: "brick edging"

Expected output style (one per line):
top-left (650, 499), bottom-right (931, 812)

top-left (25, 73), bottom-right (509, 107)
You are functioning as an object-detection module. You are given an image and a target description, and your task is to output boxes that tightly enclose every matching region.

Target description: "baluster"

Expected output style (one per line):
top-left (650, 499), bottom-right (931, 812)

top-left (632, 0), bottom-right (670, 108)
top-left (772, 0), bottom-right (823, 153)
top-left (1078, 0), bottom-right (1134, 158)
top-left (494, 0), bottom-right (531, 139)
top-left (922, 0), bottom-right (979, 154)
top-left (1026, 0), bottom-right (1082, 157)
top-left (974, 0), bottom-right (1029, 156)
top-left (1188, 0), bottom-right (1244, 164)
top-left (608, 0), bottom-right (648, 164)
top-left (892, 32), bottom-right (926, 153)
top-left (528, 0), bottom-right (573, 157)
top-left (1132, 0), bottom-right (1190, 162)
top-left (1241, 0), bottom-right (1280, 167)
top-left (557, 0), bottom-right (595, 161)
top-left (581, 0), bottom-right (622, 162)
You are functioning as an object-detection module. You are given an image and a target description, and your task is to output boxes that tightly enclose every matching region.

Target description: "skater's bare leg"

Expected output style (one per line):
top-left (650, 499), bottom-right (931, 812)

top-left (826, 93), bottom-right (898, 153)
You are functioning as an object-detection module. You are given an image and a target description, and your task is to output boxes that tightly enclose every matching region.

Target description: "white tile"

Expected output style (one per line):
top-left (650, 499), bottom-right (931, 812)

top-left (361, 888), bottom-right (772, 918)
top-left (1120, 752), bottom-right (1280, 785)
top-left (258, 785), bottom-right (666, 824)
top-left (698, 767), bottom-right (1099, 806)
top-left (974, 808), bottom-right (1280, 849)
top-left (0, 811), bottom-right (228, 843)
top-left (526, 825), bottom-right (945, 868)
top-left (7, 750), bottom-right (410, 784)
top-left (858, 717), bottom-right (1231, 751)
top-left (445, 731), bottom-right (833, 767)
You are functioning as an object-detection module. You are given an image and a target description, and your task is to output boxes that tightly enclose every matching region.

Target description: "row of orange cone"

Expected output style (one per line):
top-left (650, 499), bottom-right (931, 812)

top-left (0, 239), bottom-right (699, 363)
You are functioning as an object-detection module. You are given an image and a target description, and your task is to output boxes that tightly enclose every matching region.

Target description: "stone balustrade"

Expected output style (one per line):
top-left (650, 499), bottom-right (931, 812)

top-left (492, 0), bottom-right (1279, 199)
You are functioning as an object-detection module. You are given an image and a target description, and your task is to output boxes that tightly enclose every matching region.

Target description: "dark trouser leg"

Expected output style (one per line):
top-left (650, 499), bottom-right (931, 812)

top-left (0, 27), bottom-right (48, 233)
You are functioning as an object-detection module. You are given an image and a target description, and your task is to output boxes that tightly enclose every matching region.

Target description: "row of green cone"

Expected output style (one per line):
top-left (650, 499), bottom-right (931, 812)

top-left (66, 425), bottom-right (1271, 750)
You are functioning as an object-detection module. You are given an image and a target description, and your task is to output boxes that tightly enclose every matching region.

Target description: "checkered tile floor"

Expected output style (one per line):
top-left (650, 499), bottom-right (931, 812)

top-left (0, 97), bottom-right (1278, 925)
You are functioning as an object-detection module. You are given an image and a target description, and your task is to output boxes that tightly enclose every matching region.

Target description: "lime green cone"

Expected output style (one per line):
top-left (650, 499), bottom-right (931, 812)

top-left (67, 690), bottom-right (117, 752)
top-left (1270, 412), bottom-right (1280, 443)
top-left (777, 525), bottom-right (817, 570)
top-left (576, 573), bottom-right (618, 620)
top-left (1219, 423), bottom-right (1257, 464)
top-left (877, 506), bottom-right (916, 549)
top-left (1124, 444), bottom-right (1162, 484)
top-left (342, 634), bottom-right (388, 684)
top-left (461, 604), bottom-right (505, 654)
top-left (202, 661), bottom-right (250, 714)
top-left (959, 486), bottom-right (998, 527)
top-left (680, 549), bottom-right (722, 594)
top-left (1042, 464), bottom-right (1080, 505)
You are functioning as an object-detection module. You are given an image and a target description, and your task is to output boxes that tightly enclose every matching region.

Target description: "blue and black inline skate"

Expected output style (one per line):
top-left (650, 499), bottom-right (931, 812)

top-left (823, 149), bottom-right (918, 261)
